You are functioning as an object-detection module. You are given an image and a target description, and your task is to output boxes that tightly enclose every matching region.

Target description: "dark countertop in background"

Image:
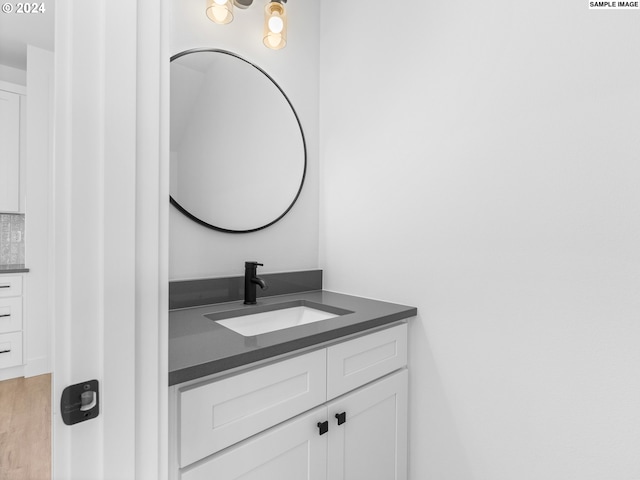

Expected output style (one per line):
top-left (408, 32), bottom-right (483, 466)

top-left (0, 264), bottom-right (29, 273)
top-left (169, 290), bottom-right (416, 386)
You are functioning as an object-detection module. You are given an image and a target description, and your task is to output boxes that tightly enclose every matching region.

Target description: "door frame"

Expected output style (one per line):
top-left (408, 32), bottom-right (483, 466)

top-left (51, 1), bottom-right (169, 478)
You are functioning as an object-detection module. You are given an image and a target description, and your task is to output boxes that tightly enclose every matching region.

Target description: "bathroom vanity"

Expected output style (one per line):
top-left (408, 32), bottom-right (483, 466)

top-left (169, 279), bottom-right (416, 480)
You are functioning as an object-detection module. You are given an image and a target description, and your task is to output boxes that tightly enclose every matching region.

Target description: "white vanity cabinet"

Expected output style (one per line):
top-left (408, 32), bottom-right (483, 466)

top-left (172, 323), bottom-right (408, 480)
top-left (0, 275), bottom-right (24, 370)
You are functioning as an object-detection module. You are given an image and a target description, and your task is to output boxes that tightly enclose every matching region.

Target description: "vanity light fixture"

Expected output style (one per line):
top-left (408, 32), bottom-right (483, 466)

top-left (205, 0), bottom-right (289, 50)
top-left (263, 0), bottom-right (287, 50)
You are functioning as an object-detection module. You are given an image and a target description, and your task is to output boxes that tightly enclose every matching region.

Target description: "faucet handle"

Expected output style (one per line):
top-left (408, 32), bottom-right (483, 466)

top-left (245, 261), bottom-right (264, 267)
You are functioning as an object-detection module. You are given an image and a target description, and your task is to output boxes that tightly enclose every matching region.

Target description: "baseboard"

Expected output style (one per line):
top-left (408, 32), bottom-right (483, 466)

top-left (0, 364), bottom-right (24, 381)
top-left (24, 355), bottom-right (50, 378)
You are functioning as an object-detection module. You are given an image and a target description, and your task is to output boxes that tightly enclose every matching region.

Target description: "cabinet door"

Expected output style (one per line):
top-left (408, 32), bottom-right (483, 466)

top-left (0, 90), bottom-right (20, 212)
top-left (327, 369), bottom-right (408, 480)
top-left (181, 406), bottom-right (328, 480)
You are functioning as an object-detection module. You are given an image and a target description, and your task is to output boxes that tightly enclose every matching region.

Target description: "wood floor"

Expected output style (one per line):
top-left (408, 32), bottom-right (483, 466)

top-left (0, 374), bottom-right (51, 480)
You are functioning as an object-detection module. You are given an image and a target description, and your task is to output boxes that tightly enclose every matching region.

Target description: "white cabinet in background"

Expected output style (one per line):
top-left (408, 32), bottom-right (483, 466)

top-left (0, 89), bottom-right (22, 213)
top-left (0, 275), bottom-right (24, 370)
top-left (172, 323), bottom-right (409, 480)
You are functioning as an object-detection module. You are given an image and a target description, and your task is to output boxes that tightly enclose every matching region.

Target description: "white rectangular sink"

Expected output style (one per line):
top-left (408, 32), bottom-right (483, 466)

top-left (206, 301), bottom-right (352, 337)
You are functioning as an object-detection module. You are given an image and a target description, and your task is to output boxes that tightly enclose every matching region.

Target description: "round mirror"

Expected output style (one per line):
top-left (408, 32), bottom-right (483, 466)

top-left (170, 49), bottom-right (306, 233)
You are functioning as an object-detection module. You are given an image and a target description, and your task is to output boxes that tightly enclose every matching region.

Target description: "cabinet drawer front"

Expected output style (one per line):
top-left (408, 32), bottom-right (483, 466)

top-left (0, 297), bottom-right (22, 333)
top-left (0, 275), bottom-right (22, 298)
top-left (180, 406), bottom-right (328, 480)
top-left (0, 331), bottom-right (23, 369)
top-left (327, 324), bottom-right (407, 400)
top-left (179, 348), bottom-right (327, 467)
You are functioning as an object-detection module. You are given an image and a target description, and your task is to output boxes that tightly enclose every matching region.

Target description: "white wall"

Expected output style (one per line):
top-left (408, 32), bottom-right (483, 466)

top-left (169, 0), bottom-right (320, 279)
top-left (319, 1), bottom-right (640, 479)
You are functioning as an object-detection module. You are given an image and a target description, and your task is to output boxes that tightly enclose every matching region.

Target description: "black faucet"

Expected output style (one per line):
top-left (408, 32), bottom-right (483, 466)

top-left (244, 261), bottom-right (267, 305)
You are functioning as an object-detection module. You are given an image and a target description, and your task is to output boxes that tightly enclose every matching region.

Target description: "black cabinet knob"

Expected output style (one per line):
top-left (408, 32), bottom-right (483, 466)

top-left (335, 412), bottom-right (346, 425)
top-left (317, 421), bottom-right (329, 435)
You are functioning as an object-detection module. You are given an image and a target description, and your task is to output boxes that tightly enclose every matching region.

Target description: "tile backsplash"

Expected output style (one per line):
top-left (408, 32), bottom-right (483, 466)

top-left (0, 214), bottom-right (25, 265)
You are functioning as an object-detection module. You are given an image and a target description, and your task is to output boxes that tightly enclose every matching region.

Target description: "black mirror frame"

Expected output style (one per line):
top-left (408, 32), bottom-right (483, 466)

top-left (169, 48), bottom-right (307, 234)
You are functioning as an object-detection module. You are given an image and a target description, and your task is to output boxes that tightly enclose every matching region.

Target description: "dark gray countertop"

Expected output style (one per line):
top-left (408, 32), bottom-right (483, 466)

top-left (0, 264), bottom-right (29, 273)
top-left (169, 290), bottom-right (416, 386)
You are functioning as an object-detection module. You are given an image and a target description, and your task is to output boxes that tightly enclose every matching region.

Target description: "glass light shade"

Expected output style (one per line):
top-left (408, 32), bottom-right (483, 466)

top-left (206, 0), bottom-right (234, 24)
top-left (263, 2), bottom-right (287, 50)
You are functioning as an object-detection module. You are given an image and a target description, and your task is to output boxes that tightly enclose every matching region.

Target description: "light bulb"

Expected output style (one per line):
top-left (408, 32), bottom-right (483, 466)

top-left (266, 34), bottom-right (283, 48)
top-left (206, 0), bottom-right (234, 24)
top-left (211, 7), bottom-right (228, 22)
top-left (268, 13), bottom-right (284, 34)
